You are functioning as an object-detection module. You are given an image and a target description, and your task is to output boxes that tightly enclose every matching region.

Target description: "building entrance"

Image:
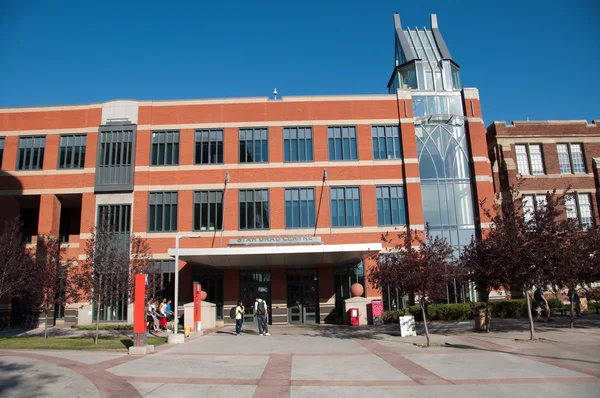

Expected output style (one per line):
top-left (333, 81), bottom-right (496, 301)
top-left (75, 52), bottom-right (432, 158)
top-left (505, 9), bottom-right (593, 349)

top-left (239, 271), bottom-right (271, 324)
top-left (286, 270), bottom-right (318, 324)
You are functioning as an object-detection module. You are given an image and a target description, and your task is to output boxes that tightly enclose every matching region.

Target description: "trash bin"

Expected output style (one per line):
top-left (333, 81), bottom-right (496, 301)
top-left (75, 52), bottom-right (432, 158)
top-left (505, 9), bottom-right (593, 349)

top-left (350, 308), bottom-right (359, 326)
top-left (473, 306), bottom-right (489, 331)
top-left (184, 327), bottom-right (191, 337)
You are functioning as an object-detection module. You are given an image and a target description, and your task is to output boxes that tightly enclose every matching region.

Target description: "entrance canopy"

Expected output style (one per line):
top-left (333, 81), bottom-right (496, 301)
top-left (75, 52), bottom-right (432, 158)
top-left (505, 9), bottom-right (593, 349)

top-left (167, 243), bottom-right (382, 268)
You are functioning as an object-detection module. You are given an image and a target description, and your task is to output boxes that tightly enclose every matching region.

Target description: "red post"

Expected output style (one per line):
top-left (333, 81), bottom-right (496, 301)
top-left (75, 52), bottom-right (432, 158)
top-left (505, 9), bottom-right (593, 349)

top-left (133, 274), bottom-right (148, 347)
top-left (193, 282), bottom-right (202, 331)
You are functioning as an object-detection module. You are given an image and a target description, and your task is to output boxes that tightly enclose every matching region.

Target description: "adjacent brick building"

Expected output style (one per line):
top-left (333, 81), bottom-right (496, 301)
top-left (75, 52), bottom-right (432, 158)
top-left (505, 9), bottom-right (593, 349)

top-left (0, 13), bottom-right (495, 325)
top-left (487, 120), bottom-right (600, 226)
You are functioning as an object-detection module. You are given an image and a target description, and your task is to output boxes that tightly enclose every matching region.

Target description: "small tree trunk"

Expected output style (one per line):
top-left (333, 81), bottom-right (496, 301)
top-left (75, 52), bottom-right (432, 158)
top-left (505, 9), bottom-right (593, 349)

top-left (525, 288), bottom-right (535, 341)
top-left (421, 303), bottom-right (430, 347)
top-left (485, 289), bottom-right (490, 333)
top-left (570, 296), bottom-right (574, 329)
top-left (94, 276), bottom-right (101, 345)
top-left (44, 309), bottom-right (48, 339)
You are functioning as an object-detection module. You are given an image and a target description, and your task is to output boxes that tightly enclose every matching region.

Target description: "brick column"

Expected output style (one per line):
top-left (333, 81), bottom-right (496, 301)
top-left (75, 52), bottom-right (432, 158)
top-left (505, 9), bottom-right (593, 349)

top-left (318, 267), bottom-right (335, 324)
top-left (270, 268), bottom-right (287, 325)
top-left (223, 269), bottom-right (239, 325)
top-left (38, 194), bottom-right (61, 237)
top-left (462, 88), bottom-right (496, 229)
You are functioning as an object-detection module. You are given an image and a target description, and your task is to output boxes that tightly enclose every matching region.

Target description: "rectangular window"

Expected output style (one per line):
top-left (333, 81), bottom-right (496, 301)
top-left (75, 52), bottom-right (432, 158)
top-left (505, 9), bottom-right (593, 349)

top-left (99, 131), bottom-right (133, 167)
top-left (376, 186), bottom-right (406, 226)
top-left (372, 126), bottom-right (401, 160)
top-left (515, 144), bottom-right (545, 175)
top-left (557, 143), bottom-right (586, 174)
top-left (151, 131), bottom-right (179, 166)
top-left (148, 192), bottom-right (178, 232)
top-left (330, 187), bottom-right (361, 227)
top-left (284, 127), bottom-right (313, 162)
top-left (58, 134), bottom-right (86, 169)
top-left (0, 137), bottom-right (4, 169)
top-left (239, 189), bottom-right (269, 230)
top-left (328, 126), bottom-right (358, 161)
top-left (194, 129), bottom-right (223, 164)
top-left (285, 188), bottom-right (316, 228)
top-left (239, 128), bottom-right (268, 163)
top-left (17, 136), bottom-right (46, 170)
top-left (193, 190), bottom-right (223, 231)
top-left (522, 194), bottom-right (547, 224)
top-left (566, 193), bottom-right (594, 229)
top-left (97, 204), bottom-right (131, 233)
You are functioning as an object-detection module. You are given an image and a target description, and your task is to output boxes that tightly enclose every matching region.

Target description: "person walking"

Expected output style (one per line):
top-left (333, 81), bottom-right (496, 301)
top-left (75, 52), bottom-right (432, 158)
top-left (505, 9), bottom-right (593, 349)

top-left (235, 301), bottom-right (245, 336)
top-left (254, 297), bottom-right (270, 336)
top-left (568, 289), bottom-right (581, 317)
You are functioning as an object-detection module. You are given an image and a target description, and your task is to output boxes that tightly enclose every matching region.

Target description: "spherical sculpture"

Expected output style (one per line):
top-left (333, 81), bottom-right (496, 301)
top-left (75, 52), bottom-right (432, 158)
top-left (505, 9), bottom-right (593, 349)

top-left (200, 290), bottom-right (208, 301)
top-left (351, 283), bottom-right (364, 297)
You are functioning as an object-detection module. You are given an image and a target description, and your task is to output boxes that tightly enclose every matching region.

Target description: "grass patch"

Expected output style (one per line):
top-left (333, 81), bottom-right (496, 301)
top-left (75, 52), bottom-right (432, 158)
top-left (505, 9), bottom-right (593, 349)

top-left (0, 335), bottom-right (167, 351)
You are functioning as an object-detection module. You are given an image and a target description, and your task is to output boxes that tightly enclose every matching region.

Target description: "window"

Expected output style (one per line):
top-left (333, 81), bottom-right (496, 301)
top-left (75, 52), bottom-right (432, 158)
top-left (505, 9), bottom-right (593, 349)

top-left (17, 136), bottom-right (45, 170)
top-left (330, 187), bottom-right (361, 227)
top-left (0, 137), bottom-right (4, 169)
top-left (328, 126), bottom-right (358, 161)
top-left (372, 126), bottom-right (401, 160)
top-left (239, 128), bottom-right (268, 163)
top-left (151, 131), bottom-right (179, 166)
top-left (58, 134), bottom-right (86, 169)
top-left (99, 131), bottom-right (133, 167)
top-left (515, 144), bottom-right (545, 175)
top-left (284, 127), bottom-right (313, 162)
top-left (285, 188), bottom-right (316, 228)
top-left (195, 129), bottom-right (223, 164)
top-left (193, 190), bottom-right (223, 231)
top-left (95, 126), bottom-right (136, 192)
top-left (566, 193), bottom-right (594, 229)
top-left (148, 192), bottom-right (178, 232)
top-left (557, 143), bottom-right (586, 174)
top-left (376, 186), bottom-right (406, 226)
top-left (239, 189), bottom-right (269, 230)
top-left (97, 204), bottom-right (131, 233)
top-left (522, 194), bottom-right (547, 223)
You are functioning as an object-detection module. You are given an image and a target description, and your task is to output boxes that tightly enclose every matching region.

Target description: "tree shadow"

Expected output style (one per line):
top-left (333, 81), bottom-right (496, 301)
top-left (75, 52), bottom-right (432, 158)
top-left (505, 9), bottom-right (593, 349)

top-left (0, 359), bottom-right (59, 397)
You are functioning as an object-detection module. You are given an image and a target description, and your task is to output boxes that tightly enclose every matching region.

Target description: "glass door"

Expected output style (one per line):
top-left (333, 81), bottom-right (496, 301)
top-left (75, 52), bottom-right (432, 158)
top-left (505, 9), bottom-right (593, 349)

top-left (287, 282), bottom-right (303, 324)
top-left (240, 271), bottom-right (271, 324)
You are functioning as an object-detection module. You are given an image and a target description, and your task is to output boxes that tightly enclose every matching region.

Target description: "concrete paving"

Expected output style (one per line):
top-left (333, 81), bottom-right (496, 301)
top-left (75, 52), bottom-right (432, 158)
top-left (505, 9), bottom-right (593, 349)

top-left (0, 315), bottom-right (599, 397)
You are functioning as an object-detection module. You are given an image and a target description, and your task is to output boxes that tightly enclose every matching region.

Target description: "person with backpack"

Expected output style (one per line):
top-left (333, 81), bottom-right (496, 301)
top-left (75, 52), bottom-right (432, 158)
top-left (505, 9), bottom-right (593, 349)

top-left (254, 297), bottom-right (270, 336)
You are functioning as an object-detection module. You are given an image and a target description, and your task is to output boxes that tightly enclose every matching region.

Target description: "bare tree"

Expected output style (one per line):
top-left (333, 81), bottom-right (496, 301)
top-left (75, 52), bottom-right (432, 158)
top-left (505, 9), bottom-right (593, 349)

top-left (0, 217), bottom-right (35, 302)
top-left (369, 225), bottom-right (456, 346)
top-left (69, 219), bottom-right (154, 344)
top-left (32, 235), bottom-right (73, 339)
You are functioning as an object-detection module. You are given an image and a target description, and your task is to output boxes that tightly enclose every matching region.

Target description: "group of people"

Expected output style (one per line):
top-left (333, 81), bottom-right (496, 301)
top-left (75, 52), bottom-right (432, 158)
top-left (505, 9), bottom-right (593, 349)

top-left (233, 297), bottom-right (270, 336)
top-left (147, 297), bottom-right (174, 333)
top-left (534, 287), bottom-right (582, 322)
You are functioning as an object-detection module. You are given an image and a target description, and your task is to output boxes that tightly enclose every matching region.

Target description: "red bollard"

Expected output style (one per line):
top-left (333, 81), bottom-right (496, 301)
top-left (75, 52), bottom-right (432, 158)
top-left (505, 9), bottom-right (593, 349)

top-left (193, 282), bottom-right (202, 332)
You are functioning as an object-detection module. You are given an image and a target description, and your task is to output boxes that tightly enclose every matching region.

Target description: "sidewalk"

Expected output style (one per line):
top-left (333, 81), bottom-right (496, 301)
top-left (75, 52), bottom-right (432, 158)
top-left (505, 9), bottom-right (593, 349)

top-left (1, 316), bottom-right (599, 397)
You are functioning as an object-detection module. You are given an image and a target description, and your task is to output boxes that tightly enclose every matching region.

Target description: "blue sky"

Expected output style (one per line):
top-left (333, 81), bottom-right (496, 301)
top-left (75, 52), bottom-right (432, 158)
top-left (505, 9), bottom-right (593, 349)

top-left (0, 0), bottom-right (598, 124)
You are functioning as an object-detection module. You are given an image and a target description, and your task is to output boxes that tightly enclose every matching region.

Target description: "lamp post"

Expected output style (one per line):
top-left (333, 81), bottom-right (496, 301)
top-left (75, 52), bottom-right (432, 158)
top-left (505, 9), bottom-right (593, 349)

top-left (173, 233), bottom-right (201, 334)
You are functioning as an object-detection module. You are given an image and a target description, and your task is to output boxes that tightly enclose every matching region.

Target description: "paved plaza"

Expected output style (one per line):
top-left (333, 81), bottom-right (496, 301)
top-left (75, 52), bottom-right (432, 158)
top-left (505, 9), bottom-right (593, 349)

top-left (1, 317), bottom-right (600, 397)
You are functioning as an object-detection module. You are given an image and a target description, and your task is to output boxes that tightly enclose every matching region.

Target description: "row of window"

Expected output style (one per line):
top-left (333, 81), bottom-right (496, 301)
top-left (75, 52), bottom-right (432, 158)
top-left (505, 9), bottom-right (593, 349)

top-left (523, 193), bottom-right (594, 228)
top-left (0, 126), bottom-right (401, 171)
top-left (515, 143), bottom-right (587, 176)
top-left (147, 186), bottom-right (407, 232)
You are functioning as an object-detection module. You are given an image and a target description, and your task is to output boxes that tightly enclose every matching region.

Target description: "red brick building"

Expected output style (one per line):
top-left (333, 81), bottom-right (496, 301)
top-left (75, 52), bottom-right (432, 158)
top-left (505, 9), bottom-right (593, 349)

top-left (487, 120), bottom-right (600, 226)
top-left (0, 13), bottom-right (495, 325)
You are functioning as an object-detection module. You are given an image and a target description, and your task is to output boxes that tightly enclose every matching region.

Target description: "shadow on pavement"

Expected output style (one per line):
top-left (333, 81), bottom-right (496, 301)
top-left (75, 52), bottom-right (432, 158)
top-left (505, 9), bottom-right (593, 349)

top-left (0, 360), bottom-right (59, 397)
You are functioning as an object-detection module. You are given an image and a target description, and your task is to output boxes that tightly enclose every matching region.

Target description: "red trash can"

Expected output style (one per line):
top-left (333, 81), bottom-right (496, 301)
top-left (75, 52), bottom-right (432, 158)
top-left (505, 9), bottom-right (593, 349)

top-left (350, 308), bottom-right (359, 326)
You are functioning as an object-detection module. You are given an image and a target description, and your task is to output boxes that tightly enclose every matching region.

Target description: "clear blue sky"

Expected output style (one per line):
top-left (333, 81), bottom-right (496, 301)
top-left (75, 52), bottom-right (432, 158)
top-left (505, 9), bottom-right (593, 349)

top-left (0, 0), bottom-right (598, 124)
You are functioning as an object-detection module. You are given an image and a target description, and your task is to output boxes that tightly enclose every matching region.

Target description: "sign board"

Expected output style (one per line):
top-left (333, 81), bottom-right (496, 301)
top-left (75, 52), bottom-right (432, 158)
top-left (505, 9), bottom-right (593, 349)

top-left (371, 299), bottom-right (384, 326)
top-left (229, 235), bottom-right (322, 246)
top-left (400, 315), bottom-right (417, 337)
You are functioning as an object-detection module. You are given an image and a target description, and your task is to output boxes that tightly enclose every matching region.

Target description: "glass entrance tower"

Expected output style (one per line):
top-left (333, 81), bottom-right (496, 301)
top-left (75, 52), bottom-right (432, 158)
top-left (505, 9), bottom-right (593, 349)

top-left (388, 13), bottom-right (477, 255)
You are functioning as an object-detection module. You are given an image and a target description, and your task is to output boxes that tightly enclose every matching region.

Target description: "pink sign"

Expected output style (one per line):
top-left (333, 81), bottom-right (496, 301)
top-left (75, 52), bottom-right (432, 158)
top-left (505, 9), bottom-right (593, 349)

top-left (371, 299), bottom-right (383, 318)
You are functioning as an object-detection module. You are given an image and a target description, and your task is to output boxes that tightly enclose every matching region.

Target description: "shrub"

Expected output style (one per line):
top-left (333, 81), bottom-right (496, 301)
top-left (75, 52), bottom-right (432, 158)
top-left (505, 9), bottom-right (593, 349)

top-left (382, 310), bottom-right (404, 324)
top-left (74, 324), bottom-right (133, 331)
top-left (547, 297), bottom-right (565, 309)
top-left (489, 299), bottom-right (529, 318)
